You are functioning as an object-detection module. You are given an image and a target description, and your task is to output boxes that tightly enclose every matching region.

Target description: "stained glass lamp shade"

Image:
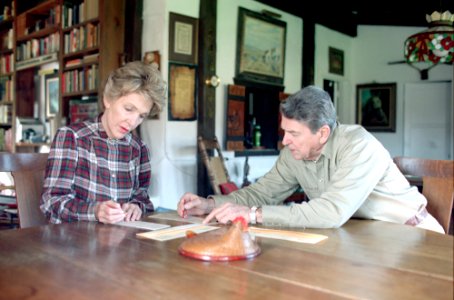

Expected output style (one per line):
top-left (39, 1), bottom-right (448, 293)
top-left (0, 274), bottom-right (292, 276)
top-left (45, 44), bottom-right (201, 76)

top-left (404, 11), bottom-right (454, 79)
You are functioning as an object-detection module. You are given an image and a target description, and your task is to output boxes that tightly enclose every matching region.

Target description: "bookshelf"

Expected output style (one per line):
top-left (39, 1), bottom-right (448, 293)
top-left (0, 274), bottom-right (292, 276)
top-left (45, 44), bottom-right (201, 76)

top-left (0, 1), bottom-right (15, 152)
top-left (5, 0), bottom-right (125, 153)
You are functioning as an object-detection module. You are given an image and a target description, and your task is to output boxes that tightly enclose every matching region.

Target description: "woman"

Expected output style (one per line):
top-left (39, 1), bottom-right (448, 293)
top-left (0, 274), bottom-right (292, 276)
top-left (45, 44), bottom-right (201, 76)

top-left (41, 61), bottom-right (166, 224)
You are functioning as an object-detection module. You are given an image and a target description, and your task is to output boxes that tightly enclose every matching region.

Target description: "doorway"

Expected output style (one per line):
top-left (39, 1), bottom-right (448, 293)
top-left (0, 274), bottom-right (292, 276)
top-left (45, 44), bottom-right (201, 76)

top-left (403, 81), bottom-right (453, 159)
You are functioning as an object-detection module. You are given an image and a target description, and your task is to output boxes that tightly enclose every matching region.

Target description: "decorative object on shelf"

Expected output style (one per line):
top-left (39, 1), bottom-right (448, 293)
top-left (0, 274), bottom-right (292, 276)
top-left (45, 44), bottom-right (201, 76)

top-left (328, 47), bottom-right (344, 76)
top-left (235, 7), bottom-right (286, 86)
top-left (168, 12), bottom-right (198, 65)
top-left (45, 73), bottom-right (59, 119)
top-left (356, 83), bottom-right (396, 132)
top-left (404, 10), bottom-right (453, 80)
top-left (168, 63), bottom-right (197, 121)
top-left (143, 50), bottom-right (161, 70)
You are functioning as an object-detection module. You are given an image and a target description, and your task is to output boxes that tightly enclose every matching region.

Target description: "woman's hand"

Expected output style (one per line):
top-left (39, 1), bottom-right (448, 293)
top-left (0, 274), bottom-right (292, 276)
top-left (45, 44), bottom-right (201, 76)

top-left (95, 200), bottom-right (126, 224)
top-left (121, 203), bottom-right (142, 221)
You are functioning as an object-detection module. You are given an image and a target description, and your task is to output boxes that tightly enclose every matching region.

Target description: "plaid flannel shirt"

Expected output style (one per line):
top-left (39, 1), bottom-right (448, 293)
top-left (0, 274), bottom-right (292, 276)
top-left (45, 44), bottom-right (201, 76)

top-left (41, 116), bottom-right (153, 224)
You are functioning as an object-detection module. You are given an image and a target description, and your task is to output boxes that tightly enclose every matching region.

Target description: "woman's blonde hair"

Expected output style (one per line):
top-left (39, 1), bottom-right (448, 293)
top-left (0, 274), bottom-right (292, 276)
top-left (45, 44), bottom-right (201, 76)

top-left (103, 61), bottom-right (166, 116)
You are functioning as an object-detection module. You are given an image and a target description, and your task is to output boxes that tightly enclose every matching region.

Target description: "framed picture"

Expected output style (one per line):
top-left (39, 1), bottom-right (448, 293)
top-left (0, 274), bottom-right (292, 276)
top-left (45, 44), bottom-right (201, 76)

top-left (356, 83), bottom-right (396, 132)
top-left (169, 12), bottom-right (198, 65)
top-left (45, 73), bottom-right (59, 118)
top-left (235, 7), bottom-right (287, 86)
top-left (144, 50), bottom-right (161, 70)
top-left (168, 63), bottom-right (197, 121)
top-left (144, 50), bottom-right (161, 120)
top-left (329, 47), bottom-right (344, 75)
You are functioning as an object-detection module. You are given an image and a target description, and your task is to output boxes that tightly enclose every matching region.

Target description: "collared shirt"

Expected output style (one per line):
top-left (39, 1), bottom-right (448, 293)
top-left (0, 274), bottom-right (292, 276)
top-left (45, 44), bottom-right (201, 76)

top-left (213, 124), bottom-right (427, 228)
top-left (41, 115), bottom-right (153, 224)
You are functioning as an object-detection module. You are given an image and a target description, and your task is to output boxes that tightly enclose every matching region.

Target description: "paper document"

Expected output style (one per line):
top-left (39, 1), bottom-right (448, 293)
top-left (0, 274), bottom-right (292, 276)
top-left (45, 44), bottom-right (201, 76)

top-left (148, 211), bottom-right (205, 224)
top-left (137, 224), bottom-right (219, 241)
top-left (249, 227), bottom-right (328, 244)
top-left (115, 221), bottom-right (170, 231)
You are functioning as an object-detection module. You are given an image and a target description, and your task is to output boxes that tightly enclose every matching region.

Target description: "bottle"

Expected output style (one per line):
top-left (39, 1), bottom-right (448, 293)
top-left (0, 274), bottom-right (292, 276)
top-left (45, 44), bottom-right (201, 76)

top-left (253, 125), bottom-right (261, 147)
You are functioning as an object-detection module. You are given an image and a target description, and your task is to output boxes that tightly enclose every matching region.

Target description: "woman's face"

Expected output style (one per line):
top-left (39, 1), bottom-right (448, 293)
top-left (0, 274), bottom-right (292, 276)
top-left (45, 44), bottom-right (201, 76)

top-left (102, 93), bottom-right (152, 139)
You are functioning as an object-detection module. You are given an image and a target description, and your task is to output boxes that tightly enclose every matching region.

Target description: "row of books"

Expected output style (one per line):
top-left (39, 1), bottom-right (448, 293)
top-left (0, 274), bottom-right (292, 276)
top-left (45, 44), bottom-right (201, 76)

top-left (0, 104), bottom-right (12, 124)
top-left (62, 64), bottom-right (98, 94)
top-left (62, 0), bottom-right (99, 29)
top-left (0, 76), bottom-right (13, 102)
top-left (0, 54), bottom-right (13, 74)
top-left (64, 53), bottom-right (99, 68)
top-left (63, 23), bottom-right (99, 54)
top-left (16, 33), bottom-right (60, 62)
top-left (0, 28), bottom-right (13, 51)
top-left (69, 96), bottom-right (98, 124)
top-left (22, 7), bottom-right (59, 37)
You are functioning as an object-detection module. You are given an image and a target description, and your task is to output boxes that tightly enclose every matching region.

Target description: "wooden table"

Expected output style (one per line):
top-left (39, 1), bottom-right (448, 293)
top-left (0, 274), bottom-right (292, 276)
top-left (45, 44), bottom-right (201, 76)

top-left (0, 215), bottom-right (452, 299)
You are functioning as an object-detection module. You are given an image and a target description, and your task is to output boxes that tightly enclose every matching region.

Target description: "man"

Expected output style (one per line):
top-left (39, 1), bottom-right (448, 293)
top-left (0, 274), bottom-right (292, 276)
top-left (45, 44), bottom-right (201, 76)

top-left (178, 86), bottom-right (444, 233)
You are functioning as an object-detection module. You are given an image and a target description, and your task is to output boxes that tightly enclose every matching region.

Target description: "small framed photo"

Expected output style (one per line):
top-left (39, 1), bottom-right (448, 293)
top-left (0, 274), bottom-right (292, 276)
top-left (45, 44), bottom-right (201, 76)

top-left (356, 83), bottom-right (396, 132)
top-left (168, 12), bottom-right (198, 65)
top-left (235, 7), bottom-right (287, 86)
top-left (144, 50), bottom-right (161, 70)
top-left (329, 47), bottom-right (344, 75)
top-left (168, 63), bottom-right (197, 121)
top-left (45, 73), bottom-right (59, 119)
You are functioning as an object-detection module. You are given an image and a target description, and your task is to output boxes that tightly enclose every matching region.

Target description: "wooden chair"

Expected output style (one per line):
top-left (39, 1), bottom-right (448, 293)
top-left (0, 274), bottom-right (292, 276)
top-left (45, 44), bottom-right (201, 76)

top-left (0, 153), bottom-right (49, 229)
top-left (393, 156), bottom-right (454, 235)
top-left (198, 136), bottom-right (238, 195)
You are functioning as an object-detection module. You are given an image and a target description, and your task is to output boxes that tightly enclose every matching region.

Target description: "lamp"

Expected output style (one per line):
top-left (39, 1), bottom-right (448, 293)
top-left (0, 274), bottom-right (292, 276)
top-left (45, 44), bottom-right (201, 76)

top-left (404, 11), bottom-right (454, 80)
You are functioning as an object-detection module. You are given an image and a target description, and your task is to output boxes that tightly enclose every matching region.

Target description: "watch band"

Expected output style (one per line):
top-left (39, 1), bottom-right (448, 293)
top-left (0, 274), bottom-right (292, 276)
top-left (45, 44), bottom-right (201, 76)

top-left (249, 206), bottom-right (258, 224)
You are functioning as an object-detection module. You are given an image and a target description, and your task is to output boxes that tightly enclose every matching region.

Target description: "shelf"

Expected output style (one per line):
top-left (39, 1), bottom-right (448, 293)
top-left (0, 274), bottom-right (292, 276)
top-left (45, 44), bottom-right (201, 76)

top-left (16, 142), bottom-right (50, 148)
top-left (16, 25), bottom-right (59, 42)
top-left (16, 52), bottom-right (58, 70)
top-left (62, 18), bottom-right (99, 32)
top-left (234, 149), bottom-right (279, 157)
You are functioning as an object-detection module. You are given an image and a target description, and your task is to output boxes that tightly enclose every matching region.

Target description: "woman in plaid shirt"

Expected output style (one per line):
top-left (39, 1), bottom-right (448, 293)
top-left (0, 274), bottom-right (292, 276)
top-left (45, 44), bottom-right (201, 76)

top-left (41, 61), bottom-right (166, 224)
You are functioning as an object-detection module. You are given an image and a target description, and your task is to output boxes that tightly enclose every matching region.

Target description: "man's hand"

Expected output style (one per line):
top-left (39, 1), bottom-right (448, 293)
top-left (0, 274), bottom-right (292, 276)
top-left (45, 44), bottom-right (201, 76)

top-left (177, 192), bottom-right (214, 218)
top-left (203, 202), bottom-right (251, 224)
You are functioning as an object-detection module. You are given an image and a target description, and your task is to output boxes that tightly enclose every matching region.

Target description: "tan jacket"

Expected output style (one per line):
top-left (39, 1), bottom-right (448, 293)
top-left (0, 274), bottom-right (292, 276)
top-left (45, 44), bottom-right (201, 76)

top-left (212, 124), bottom-right (426, 228)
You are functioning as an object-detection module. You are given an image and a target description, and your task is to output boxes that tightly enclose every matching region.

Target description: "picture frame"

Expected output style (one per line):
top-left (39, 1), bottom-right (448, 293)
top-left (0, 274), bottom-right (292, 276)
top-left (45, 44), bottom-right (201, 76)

top-left (144, 50), bottom-right (161, 70)
top-left (356, 83), bottom-right (396, 132)
top-left (168, 63), bottom-right (197, 121)
top-left (235, 7), bottom-right (287, 86)
top-left (45, 73), bottom-right (59, 119)
top-left (144, 50), bottom-right (161, 120)
top-left (168, 12), bottom-right (198, 65)
top-left (329, 47), bottom-right (344, 75)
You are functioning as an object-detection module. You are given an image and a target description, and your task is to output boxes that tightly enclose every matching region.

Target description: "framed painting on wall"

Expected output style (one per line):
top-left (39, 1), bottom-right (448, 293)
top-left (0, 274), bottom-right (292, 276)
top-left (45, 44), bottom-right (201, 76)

top-left (235, 7), bottom-right (287, 86)
top-left (356, 83), bottom-right (396, 132)
top-left (168, 63), bottom-right (197, 121)
top-left (168, 12), bottom-right (198, 65)
top-left (45, 73), bottom-right (59, 119)
top-left (329, 47), bottom-right (344, 75)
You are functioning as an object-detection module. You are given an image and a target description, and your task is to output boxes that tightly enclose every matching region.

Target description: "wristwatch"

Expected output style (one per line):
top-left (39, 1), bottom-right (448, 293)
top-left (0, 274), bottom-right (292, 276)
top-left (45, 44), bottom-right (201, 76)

top-left (249, 206), bottom-right (258, 224)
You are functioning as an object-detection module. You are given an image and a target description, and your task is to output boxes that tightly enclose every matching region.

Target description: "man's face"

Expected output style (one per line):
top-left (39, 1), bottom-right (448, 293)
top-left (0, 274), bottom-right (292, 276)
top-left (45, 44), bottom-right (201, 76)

top-left (280, 116), bottom-right (325, 161)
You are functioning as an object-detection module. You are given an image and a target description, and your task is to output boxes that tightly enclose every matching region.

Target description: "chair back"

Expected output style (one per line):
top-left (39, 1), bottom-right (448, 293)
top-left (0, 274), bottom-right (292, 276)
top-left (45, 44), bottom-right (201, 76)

top-left (423, 176), bottom-right (454, 234)
top-left (0, 153), bottom-right (49, 228)
top-left (198, 136), bottom-right (233, 195)
top-left (394, 156), bottom-right (454, 235)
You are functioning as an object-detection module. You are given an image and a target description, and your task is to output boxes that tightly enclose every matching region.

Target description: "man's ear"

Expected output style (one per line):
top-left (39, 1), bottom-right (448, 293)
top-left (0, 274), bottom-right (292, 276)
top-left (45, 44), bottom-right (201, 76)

top-left (319, 125), bottom-right (331, 144)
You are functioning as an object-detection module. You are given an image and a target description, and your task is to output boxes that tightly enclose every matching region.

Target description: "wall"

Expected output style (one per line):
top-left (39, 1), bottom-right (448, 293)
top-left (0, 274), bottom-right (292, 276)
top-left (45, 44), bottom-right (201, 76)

top-left (141, 0), bottom-right (453, 209)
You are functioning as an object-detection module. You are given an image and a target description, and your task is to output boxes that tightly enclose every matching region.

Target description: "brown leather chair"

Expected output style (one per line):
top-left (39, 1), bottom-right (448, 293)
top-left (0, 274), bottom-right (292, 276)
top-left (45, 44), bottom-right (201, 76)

top-left (198, 136), bottom-right (238, 195)
top-left (393, 156), bottom-right (454, 235)
top-left (0, 153), bottom-right (49, 229)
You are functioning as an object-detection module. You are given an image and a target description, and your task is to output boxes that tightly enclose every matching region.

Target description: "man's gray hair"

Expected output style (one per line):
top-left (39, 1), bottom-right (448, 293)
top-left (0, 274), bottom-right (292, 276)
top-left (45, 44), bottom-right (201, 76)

top-left (280, 86), bottom-right (337, 133)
